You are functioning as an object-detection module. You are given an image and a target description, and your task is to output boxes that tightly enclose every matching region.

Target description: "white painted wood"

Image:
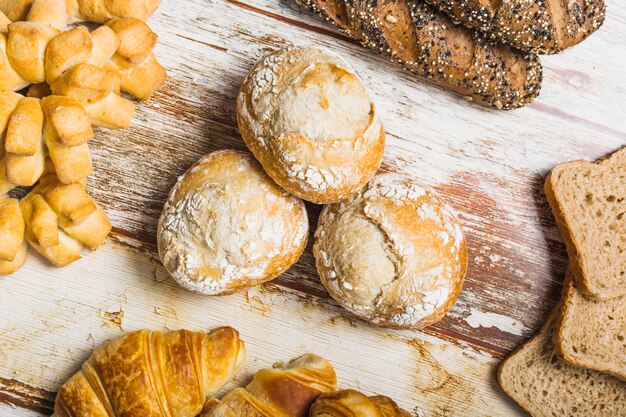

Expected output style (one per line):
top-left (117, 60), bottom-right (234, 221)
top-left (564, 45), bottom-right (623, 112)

top-left (0, 243), bottom-right (525, 416)
top-left (1, 0), bottom-right (625, 415)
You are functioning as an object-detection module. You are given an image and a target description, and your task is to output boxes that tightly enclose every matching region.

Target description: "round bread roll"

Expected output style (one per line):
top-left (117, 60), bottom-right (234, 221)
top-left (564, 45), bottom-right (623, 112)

top-left (237, 46), bottom-right (385, 204)
top-left (157, 150), bottom-right (309, 295)
top-left (313, 173), bottom-right (467, 329)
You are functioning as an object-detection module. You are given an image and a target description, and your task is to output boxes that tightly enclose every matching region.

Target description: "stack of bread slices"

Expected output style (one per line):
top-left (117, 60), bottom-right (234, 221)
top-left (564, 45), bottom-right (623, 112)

top-left (0, 0), bottom-right (166, 275)
top-left (499, 148), bottom-right (626, 416)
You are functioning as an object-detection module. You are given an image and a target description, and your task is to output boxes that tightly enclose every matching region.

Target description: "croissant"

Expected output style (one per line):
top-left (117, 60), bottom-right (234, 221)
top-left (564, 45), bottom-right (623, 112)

top-left (0, 0), bottom-right (161, 23)
top-left (310, 390), bottom-right (411, 417)
top-left (200, 354), bottom-right (337, 417)
top-left (0, 195), bottom-right (27, 275)
top-left (20, 172), bottom-right (111, 266)
top-left (53, 327), bottom-right (246, 417)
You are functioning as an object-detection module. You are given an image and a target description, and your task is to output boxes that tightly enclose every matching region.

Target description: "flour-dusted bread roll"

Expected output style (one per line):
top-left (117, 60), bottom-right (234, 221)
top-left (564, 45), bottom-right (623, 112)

top-left (314, 173), bottom-right (467, 329)
top-left (237, 46), bottom-right (385, 204)
top-left (158, 150), bottom-right (309, 295)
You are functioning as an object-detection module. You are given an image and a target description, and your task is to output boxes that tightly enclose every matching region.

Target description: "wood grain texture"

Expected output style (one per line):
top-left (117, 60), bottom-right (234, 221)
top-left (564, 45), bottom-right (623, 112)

top-left (1, 0), bottom-right (625, 415)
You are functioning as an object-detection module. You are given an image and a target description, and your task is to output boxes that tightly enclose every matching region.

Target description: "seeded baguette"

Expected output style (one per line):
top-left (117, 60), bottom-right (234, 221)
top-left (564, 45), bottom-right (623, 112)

top-left (424, 0), bottom-right (606, 54)
top-left (544, 147), bottom-right (626, 300)
top-left (298, 0), bottom-right (542, 109)
top-left (555, 274), bottom-right (626, 381)
top-left (499, 307), bottom-right (626, 417)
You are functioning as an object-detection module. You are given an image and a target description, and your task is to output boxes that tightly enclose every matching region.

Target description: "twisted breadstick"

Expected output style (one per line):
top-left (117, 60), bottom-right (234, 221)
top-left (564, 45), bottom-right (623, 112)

top-left (0, 195), bottom-right (27, 274)
top-left (1, 6), bottom-right (165, 99)
top-left (0, 0), bottom-right (166, 275)
top-left (21, 173), bottom-right (111, 266)
top-left (0, 0), bottom-right (160, 23)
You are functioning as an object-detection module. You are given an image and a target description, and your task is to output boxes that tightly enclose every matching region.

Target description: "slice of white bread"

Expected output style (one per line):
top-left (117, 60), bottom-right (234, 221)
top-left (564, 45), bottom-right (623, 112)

top-left (555, 273), bottom-right (625, 381)
top-left (545, 147), bottom-right (626, 300)
top-left (498, 308), bottom-right (626, 417)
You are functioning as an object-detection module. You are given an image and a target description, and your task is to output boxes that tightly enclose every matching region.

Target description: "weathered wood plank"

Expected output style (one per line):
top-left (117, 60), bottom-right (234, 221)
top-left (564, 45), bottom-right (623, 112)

top-left (0, 244), bottom-right (526, 416)
top-left (1, 0), bottom-right (625, 415)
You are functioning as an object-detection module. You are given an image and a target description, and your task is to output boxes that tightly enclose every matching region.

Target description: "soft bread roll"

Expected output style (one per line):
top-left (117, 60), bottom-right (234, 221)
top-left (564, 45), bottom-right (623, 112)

top-left (53, 327), bottom-right (246, 417)
top-left (237, 46), bottom-right (384, 204)
top-left (200, 354), bottom-right (337, 417)
top-left (158, 150), bottom-right (309, 295)
top-left (310, 389), bottom-right (411, 417)
top-left (314, 173), bottom-right (467, 329)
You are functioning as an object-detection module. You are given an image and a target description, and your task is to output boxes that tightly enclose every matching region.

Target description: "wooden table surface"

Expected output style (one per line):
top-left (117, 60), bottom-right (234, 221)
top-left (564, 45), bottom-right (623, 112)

top-left (1, 0), bottom-right (624, 416)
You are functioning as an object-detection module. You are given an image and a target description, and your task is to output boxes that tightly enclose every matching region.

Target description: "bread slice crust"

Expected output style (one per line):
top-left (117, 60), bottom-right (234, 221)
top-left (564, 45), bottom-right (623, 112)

top-left (499, 306), bottom-right (626, 417)
top-left (554, 275), bottom-right (626, 381)
top-left (544, 147), bottom-right (626, 300)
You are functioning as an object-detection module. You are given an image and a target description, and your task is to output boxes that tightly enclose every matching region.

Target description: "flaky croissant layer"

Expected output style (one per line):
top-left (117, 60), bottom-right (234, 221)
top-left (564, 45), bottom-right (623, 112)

top-left (53, 327), bottom-right (246, 417)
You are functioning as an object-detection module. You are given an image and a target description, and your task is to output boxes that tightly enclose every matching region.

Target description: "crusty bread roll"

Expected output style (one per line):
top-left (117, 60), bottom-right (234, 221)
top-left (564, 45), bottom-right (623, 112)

top-left (314, 173), bottom-right (467, 329)
top-left (158, 150), bottom-right (309, 296)
top-left (237, 46), bottom-right (384, 204)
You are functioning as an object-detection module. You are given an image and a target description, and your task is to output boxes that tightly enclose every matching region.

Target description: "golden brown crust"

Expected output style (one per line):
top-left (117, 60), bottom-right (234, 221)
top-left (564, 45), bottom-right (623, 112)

top-left (51, 64), bottom-right (136, 129)
top-left (200, 354), bottom-right (337, 417)
top-left (314, 173), bottom-right (467, 329)
top-left (0, 196), bottom-right (25, 261)
top-left (237, 46), bottom-right (385, 204)
top-left (0, 0), bottom-right (161, 23)
top-left (19, 174), bottom-right (111, 267)
top-left (53, 327), bottom-right (246, 417)
top-left (310, 389), bottom-right (411, 417)
top-left (105, 18), bottom-right (166, 100)
top-left (158, 150), bottom-right (309, 296)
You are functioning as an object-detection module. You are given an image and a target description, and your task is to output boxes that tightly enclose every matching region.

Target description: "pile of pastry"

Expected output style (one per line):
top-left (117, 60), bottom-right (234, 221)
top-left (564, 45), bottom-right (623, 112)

top-left (52, 326), bottom-right (411, 417)
top-left (499, 148), bottom-right (626, 416)
top-left (298, 0), bottom-right (606, 109)
top-left (0, 0), bottom-right (166, 275)
top-left (158, 45), bottom-right (468, 330)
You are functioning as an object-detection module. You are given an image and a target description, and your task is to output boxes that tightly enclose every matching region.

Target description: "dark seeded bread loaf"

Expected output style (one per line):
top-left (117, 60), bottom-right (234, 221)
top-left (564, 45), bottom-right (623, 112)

top-left (555, 274), bottom-right (626, 381)
top-left (298, 0), bottom-right (542, 109)
top-left (545, 147), bottom-right (626, 300)
top-left (424, 0), bottom-right (606, 54)
top-left (499, 309), bottom-right (626, 417)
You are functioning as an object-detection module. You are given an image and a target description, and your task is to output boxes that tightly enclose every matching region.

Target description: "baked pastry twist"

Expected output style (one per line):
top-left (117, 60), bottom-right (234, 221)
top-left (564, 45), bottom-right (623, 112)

top-left (200, 354), bottom-right (337, 417)
top-left (53, 327), bottom-right (246, 417)
top-left (0, 0), bottom-right (166, 275)
top-left (20, 172), bottom-right (111, 266)
top-left (310, 389), bottom-right (411, 417)
top-left (0, 3), bottom-right (165, 99)
top-left (0, 195), bottom-right (27, 274)
top-left (0, 0), bottom-right (160, 23)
